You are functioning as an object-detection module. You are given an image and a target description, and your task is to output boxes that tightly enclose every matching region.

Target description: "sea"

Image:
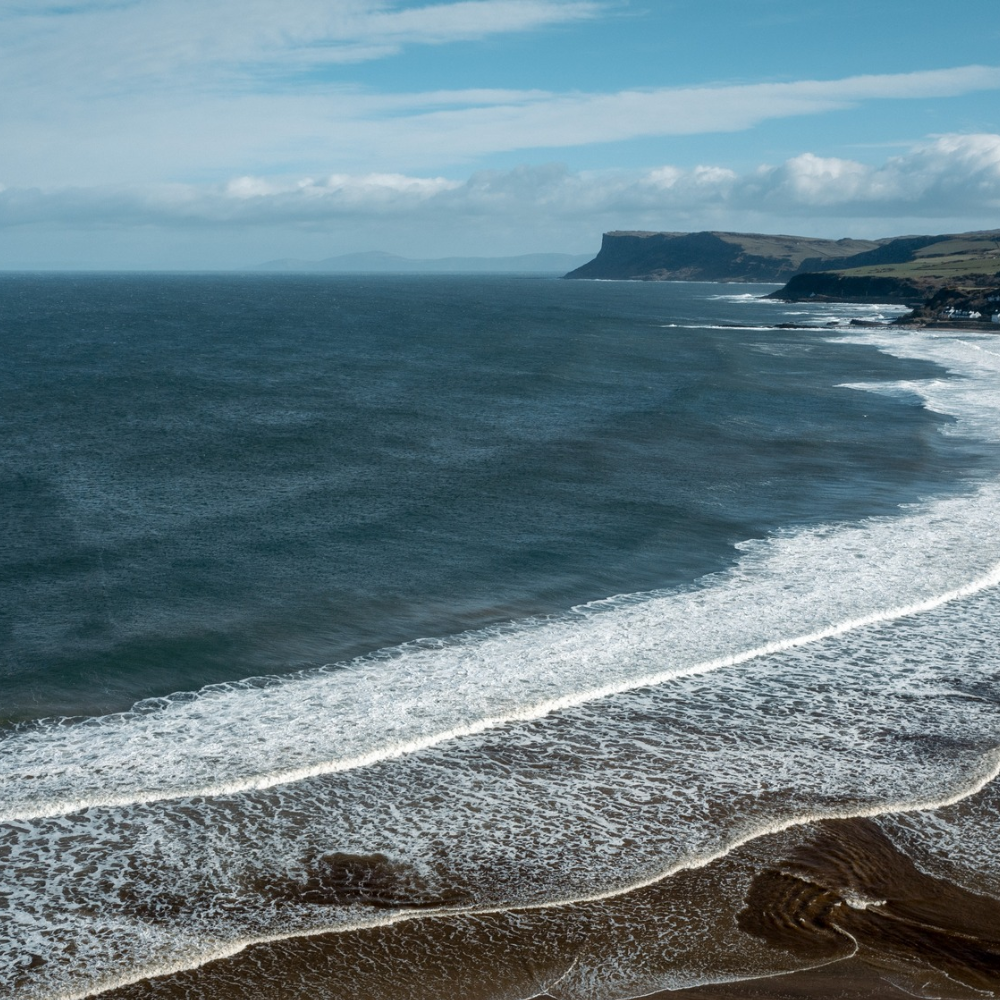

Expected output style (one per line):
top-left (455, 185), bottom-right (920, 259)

top-left (2, 273), bottom-right (1000, 1000)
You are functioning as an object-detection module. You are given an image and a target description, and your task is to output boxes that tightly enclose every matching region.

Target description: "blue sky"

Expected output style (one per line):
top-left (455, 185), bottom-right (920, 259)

top-left (2, 0), bottom-right (999, 267)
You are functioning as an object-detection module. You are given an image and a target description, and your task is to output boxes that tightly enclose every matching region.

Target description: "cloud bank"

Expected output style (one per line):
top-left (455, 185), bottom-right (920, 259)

top-left (4, 134), bottom-right (998, 234)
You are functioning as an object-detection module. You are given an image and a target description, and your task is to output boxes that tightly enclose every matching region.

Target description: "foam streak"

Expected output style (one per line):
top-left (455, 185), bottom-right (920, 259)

top-left (5, 552), bottom-right (1000, 825)
top-left (39, 749), bottom-right (1000, 1000)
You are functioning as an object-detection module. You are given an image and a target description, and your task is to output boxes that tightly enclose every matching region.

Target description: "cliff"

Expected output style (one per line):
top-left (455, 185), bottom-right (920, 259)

top-left (564, 231), bottom-right (880, 282)
top-left (766, 273), bottom-right (932, 305)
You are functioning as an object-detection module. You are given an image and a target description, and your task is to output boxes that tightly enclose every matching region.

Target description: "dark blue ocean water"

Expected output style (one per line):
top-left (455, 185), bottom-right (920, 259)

top-left (0, 274), bottom-right (981, 721)
top-left (5, 275), bottom-right (1000, 1000)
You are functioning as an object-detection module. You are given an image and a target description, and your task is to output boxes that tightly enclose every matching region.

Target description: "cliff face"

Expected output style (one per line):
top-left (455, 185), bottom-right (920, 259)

top-left (766, 273), bottom-right (932, 305)
top-left (565, 232), bottom-right (754, 281)
top-left (565, 231), bottom-right (879, 282)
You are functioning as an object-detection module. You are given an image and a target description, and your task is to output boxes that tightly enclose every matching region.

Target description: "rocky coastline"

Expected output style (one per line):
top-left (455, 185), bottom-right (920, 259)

top-left (566, 228), bottom-right (1000, 329)
top-left (764, 272), bottom-right (930, 306)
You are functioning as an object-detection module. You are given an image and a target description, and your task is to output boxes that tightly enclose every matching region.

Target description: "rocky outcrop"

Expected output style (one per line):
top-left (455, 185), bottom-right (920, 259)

top-left (895, 283), bottom-right (1000, 326)
top-left (766, 273), bottom-right (932, 305)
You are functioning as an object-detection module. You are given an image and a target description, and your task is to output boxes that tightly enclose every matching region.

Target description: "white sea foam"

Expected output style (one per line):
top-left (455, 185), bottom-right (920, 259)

top-left (879, 779), bottom-right (1000, 901)
top-left (3, 469), bottom-right (1000, 827)
top-left (707, 292), bottom-right (778, 302)
top-left (662, 324), bottom-right (782, 330)
top-left (3, 333), bottom-right (1000, 826)
top-left (8, 582), bottom-right (1000, 1000)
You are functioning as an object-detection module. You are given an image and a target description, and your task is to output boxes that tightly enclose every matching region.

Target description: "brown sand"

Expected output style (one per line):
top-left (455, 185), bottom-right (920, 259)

top-left (98, 818), bottom-right (1000, 1000)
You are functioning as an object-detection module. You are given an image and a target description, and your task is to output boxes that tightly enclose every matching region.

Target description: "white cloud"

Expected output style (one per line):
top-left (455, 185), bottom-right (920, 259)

top-left (223, 172), bottom-right (460, 200)
top-left (359, 0), bottom-right (602, 47)
top-left (743, 134), bottom-right (1000, 213)
top-left (347, 66), bottom-right (1000, 160)
top-left (5, 62), bottom-right (1000, 189)
top-left (0, 0), bottom-right (602, 92)
top-left (4, 134), bottom-right (999, 237)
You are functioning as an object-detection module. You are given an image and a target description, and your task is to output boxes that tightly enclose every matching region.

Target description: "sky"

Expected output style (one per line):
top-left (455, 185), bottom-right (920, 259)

top-left (2, 0), bottom-right (1000, 268)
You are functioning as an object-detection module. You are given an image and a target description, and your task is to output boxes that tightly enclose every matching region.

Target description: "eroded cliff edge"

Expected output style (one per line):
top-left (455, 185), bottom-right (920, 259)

top-left (766, 272), bottom-right (931, 305)
top-left (564, 231), bottom-right (879, 282)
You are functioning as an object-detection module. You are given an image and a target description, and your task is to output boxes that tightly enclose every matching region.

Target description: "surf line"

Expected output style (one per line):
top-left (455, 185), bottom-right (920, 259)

top-left (6, 554), bottom-right (1000, 826)
top-left (41, 745), bottom-right (1000, 1000)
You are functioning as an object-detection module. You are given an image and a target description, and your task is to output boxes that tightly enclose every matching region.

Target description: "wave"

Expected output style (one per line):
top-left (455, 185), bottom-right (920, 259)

top-left (54, 809), bottom-right (1000, 1000)
top-left (662, 323), bottom-right (789, 330)
top-left (4, 466), bottom-right (1000, 825)
top-left (5, 329), bottom-right (1000, 1000)
top-left (11, 591), bottom-right (1000, 1000)
top-left (26, 752), bottom-right (1000, 1000)
top-left (4, 327), bottom-right (1000, 823)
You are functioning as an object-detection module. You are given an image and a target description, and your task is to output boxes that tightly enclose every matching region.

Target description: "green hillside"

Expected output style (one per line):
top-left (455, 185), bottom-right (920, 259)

top-left (769, 230), bottom-right (1000, 312)
top-left (834, 231), bottom-right (1000, 283)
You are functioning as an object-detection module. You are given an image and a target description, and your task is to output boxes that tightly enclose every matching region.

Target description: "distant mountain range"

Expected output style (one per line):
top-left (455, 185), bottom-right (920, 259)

top-left (257, 251), bottom-right (595, 273)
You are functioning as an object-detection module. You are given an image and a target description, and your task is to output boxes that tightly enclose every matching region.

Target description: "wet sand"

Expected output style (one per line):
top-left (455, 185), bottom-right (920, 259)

top-left (94, 817), bottom-right (1000, 1000)
top-left (654, 960), bottom-right (927, 1000)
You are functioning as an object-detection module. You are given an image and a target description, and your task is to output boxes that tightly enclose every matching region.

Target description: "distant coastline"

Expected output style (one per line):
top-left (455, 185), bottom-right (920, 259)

top-left (566, 228), bottom-right (1000, 327)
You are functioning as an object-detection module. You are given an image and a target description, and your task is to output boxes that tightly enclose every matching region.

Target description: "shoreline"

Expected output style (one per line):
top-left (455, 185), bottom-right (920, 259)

top-left (89, 808), bottom-right (1000, 1000)
top-left (644, 959), bottom-right (919, 1000)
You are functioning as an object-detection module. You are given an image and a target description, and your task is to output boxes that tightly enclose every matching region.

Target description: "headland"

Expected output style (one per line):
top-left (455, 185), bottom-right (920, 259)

top-left (566, 228), bottom-right (1000, 328)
